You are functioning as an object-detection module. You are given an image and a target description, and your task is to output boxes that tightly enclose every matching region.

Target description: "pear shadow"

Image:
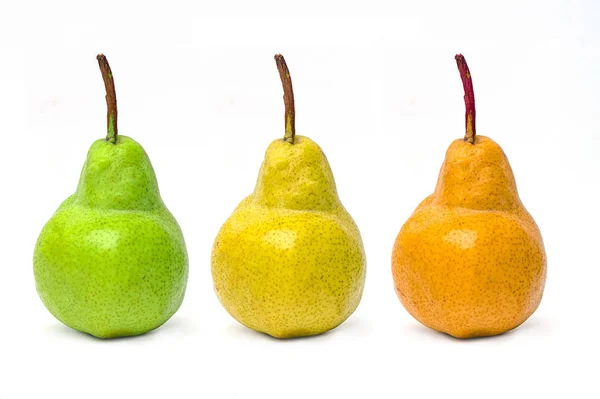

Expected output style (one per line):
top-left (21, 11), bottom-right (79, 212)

top-left (403, 315), bottom-right (553, 342)
top-left (44, 323), bottom-right (101, 342)
top-left (42, 315), bottom-right (192, 342)
top-left (224, 323), bottom-right (329, 342)
top-left (506, 316), bottom-right (554, 336)
top-left (223, 314), bottom-right (370, 342)
top-left (146, 316), bottom-right (197, 336)
top-left (334, 314), bottom-right (373, 337)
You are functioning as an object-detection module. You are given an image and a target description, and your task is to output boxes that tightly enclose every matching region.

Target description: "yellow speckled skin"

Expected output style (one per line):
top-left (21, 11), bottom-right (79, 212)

top-left (212, 136), bottom-right (366, 338)
top-left (392, 136), bottom-right (546, 338)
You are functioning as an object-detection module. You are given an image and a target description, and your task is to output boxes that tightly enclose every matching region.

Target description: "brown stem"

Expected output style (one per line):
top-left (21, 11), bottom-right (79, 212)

top-left (274, 54), bottom-right (296, 143)
top-left (96, 54), bottom-right (118, 143)
top-left (455, 54), bottom-right (476, 144)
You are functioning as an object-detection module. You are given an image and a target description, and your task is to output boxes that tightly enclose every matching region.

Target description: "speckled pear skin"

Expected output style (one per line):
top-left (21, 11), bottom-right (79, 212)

top-left (392, 136), bottom-right (546, 338)
top-left (212, 136), bottom-right (366, 338)
top-left (34, 136), bottom-right (188, 338)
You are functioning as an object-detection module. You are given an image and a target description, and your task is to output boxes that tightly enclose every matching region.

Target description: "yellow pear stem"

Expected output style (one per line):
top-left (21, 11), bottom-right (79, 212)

top-left (97, 54), bottom-right (118, 144)
top-left (274, 54), bottom-right (296, 144)
top-left (455, 54), bottom-right (476, 144)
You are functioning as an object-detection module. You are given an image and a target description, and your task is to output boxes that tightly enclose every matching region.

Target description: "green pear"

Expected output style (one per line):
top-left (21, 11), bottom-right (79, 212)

top-left (33, 55), bottom-right (188, 338)
top-left (211, 54), bottom-right (366, 338)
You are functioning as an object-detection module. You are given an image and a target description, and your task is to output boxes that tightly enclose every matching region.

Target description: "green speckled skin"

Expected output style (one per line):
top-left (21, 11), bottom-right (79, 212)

top-left (212, 136), bottom-right (366, 338)
top-left (34, 136), bottom-right (188, 338)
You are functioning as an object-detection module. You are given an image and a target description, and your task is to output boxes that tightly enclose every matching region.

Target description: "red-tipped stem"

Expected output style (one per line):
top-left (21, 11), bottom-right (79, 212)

top-left (455, 54), bottom-right (476, 143)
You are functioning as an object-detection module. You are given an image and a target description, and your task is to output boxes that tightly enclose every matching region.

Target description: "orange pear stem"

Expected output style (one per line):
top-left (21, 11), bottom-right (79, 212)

top-left (274, 54), bottom-right (296, 144)
top-left (455, 54), bottom-right (476, 144)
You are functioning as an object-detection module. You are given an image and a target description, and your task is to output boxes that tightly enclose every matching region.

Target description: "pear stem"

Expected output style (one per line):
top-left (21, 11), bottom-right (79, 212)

top-left (97, 54), bottom-right (118, 144)
top-left (274, 54), bottom-right (296, 144)
top-left (455, 54), bottom-right (476, 144)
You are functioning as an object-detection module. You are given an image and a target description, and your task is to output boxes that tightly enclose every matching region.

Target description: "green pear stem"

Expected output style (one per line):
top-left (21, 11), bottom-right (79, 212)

top-left (97, 54), bottom-right (118, 144)
top-left (455, 54), bottom-right (476, 144)
top-left (274, 54), bottom-right (296, 144)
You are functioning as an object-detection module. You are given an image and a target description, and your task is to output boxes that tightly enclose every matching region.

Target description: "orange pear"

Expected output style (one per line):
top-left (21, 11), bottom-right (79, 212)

top-left (392, 55), bottom-right (547, 338)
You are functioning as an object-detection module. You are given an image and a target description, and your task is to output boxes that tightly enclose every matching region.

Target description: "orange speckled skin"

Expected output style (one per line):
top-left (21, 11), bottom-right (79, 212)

top-left (392, 136), bottom-right (546, 338)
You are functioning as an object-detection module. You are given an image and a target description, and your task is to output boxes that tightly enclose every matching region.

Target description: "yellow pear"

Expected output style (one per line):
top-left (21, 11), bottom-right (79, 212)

top-left (212, 55), bottom-right (366, 338)
top-left (392, 55), bottom-right (546, 338)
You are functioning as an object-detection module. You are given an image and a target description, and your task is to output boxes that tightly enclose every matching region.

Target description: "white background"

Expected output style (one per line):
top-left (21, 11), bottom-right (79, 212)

top-left (1, 1), bottom-right (599, 398)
